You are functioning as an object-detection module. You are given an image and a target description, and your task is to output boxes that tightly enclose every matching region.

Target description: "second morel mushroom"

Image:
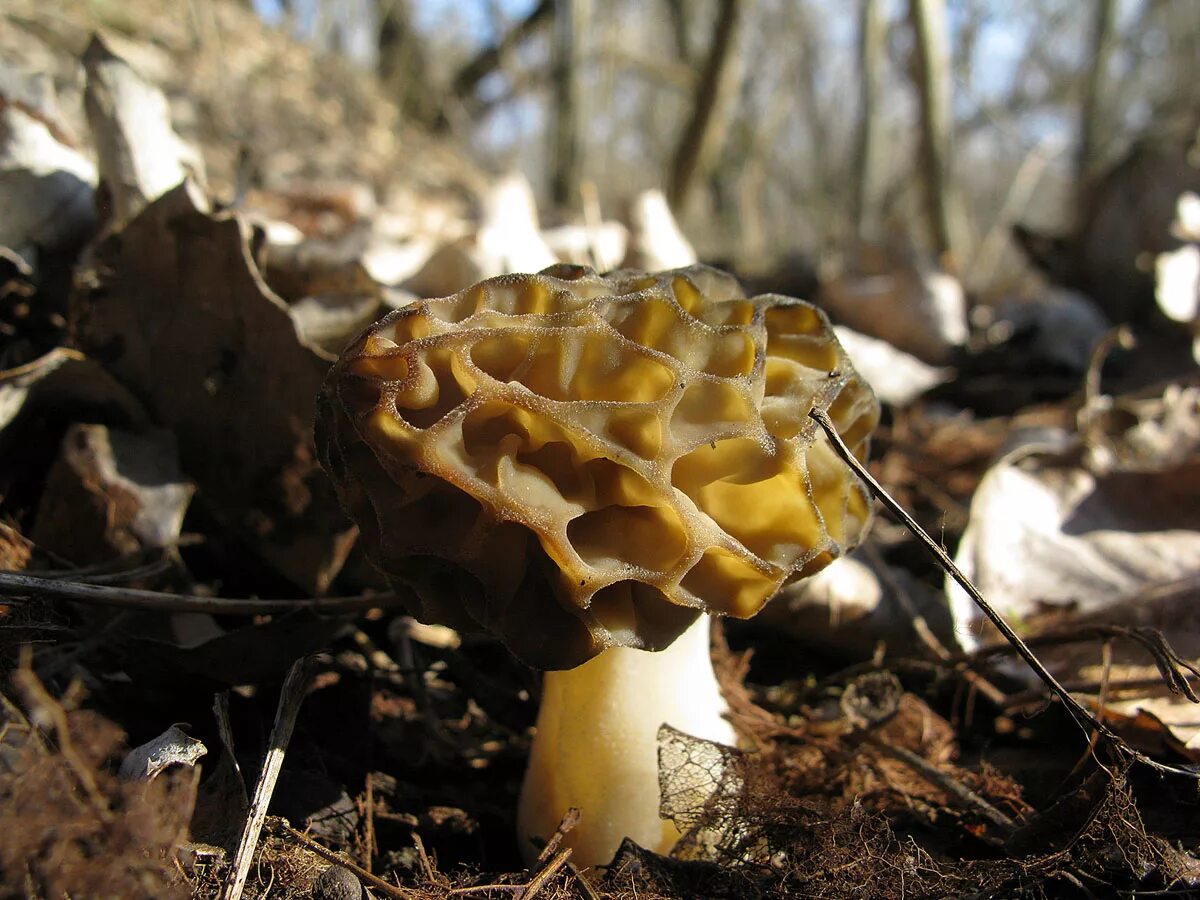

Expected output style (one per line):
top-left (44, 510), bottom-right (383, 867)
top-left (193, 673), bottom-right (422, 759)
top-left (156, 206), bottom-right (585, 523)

top-left (316, 264), bottom-right (879, 868)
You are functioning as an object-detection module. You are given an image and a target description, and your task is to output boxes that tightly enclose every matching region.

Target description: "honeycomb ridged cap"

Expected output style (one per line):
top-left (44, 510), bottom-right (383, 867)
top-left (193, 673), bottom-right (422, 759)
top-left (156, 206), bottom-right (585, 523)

top-left (316, 264), bottom-right (880, 669)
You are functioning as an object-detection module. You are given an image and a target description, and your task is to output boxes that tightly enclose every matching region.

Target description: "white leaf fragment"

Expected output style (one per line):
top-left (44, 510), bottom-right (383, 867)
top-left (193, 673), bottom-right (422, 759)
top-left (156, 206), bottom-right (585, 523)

top-left (120, 724), bottom-right (208, 781)
top-left (83, 35), bottom-right (207, 226)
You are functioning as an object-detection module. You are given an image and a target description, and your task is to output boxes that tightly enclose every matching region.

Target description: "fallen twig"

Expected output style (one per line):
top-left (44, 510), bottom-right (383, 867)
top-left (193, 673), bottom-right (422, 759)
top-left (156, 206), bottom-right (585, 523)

top-left (810, 407), bottom-right (1200, 781)
top-left (269, 818), bottom-right (419, 899)
top-left (869, 738), bottom-right (1016, 836)
top-left (518, 848), bottom-right (573, 900)
top-left (449, 809), bottom-right (591, 899)
top-left (446, 850), bottom-right (576, 898)
top-left (411, 831), bottom-right (438, 886)
top-left (1004, 675), bottom-right (1200, 710)
top-left (0, 571), bottom-right (400, 615)
top-left (21, 555), bottom-right (175, 585)
top-left (859, 542), bottom-right (1009, 708)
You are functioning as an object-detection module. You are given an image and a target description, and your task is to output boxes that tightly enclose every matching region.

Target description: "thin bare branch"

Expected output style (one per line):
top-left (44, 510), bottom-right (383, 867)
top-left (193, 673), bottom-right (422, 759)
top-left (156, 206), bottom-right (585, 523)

top-left (452, 0), bottom-right (554, 98)
top-left (0, 572), bottom-right (401, 615)
top-left (667, 0), bottom-right (743, 210)
top-left (270, 818), bottom-right (419, 899)
top-left (809, 407), bottom-right (1200, 782)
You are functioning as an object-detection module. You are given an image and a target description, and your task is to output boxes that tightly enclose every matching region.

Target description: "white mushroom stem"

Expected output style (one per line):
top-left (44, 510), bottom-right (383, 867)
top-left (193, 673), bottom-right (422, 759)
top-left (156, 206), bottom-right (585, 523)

top-left (516, 613), bottom-right (737, 869)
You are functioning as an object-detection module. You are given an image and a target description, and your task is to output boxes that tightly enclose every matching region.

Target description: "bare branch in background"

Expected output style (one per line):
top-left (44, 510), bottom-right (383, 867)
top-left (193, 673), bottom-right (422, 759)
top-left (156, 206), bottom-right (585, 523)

top-left (793, 0), bottom-right (832, 242)
top-left (663, 0), bottom-right (694, 65)
top-left (550, 0), bottom-right (588, 211)
top-left (378, 0), bottom-right (442, 129)
top-left (451, 0), bottom-right (554, 99)
top-left (1076, 0), bottom-right (1117, 188)
top-left (908, 0), bottom-right (957, 260)
top-left (852, 0), bottom-right (887, 244)
top-left (667, 0), bottom-right (744, 212)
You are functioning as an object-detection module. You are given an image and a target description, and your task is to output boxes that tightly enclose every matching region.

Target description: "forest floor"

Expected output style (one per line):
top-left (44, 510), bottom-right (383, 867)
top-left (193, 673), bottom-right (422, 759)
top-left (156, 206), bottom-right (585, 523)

top-left (3, 2), bottom-right (1200, 898)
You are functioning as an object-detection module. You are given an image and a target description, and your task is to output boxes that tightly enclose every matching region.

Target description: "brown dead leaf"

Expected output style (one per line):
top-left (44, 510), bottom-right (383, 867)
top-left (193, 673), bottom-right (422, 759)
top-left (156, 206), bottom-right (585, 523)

top-left (76, 182), bottom-right (358, 593)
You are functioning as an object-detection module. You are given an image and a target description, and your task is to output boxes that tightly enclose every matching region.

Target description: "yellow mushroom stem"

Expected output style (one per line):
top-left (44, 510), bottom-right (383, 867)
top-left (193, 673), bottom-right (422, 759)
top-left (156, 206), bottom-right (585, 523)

top-left (516, 613), bottom-right (737, 869)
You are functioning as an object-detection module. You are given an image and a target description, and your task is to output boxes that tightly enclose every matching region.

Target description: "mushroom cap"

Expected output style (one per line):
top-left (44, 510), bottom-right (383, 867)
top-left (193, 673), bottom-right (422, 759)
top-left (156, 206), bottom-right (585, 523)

top-left (316, 265), bottom-right (880, 669)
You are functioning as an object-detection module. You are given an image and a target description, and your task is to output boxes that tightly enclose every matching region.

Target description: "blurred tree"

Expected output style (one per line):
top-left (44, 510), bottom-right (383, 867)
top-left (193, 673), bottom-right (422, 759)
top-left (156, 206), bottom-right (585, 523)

top-left (550, 0), bottom-right (588, 210)
top-left (377, 0), bottom-right (442, 129)
top-left (663, 0), bottom-right (695, 65)
top-left (668, 0), bottom-right (743, 212)
top-left (452, 0), bottom-right (554, 105)
top-left (908, 0), bottom-right (957, 260)
top-left (852, 0), bottom-right (886, 244)
top-left (1076, 0), bottom-right (1117, 187)
top-left (255, 0), bottom-right (1198, 293)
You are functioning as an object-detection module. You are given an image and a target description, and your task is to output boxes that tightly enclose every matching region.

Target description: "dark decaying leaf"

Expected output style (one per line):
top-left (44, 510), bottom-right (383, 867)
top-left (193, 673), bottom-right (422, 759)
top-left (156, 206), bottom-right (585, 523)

top-left (76, 182), bottom-right (358, 593)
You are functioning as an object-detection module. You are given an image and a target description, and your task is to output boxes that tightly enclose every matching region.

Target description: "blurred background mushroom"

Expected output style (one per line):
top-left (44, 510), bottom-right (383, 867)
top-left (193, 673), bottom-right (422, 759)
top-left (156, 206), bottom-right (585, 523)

top-left (316, 264), bottom-right (879, 867)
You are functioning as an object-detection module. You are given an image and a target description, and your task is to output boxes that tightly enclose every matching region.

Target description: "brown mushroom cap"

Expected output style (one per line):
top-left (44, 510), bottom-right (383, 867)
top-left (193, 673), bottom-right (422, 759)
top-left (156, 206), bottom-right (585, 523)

top-left (316, 265), bottom-right (880, 669)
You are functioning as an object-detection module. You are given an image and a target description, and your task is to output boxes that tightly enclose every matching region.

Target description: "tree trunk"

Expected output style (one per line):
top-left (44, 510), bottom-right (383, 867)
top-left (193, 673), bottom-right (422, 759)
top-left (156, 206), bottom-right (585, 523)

top-left (852, 0), bottom-right (886, 243)
top-left (664, 0), bottom-right (693, 65)
top-left (378, 0), bottom-right (440, 129)
top-left (908, 0), bottom-right (956, 259)
top-left (1076, 0), bottom-right (1117, 186)
top-left (452, 0), bottom-right (555, 99)
top-left (550, 0), bottom-right (589, 211)
top-left (667, 0), bottom-right (743, 212)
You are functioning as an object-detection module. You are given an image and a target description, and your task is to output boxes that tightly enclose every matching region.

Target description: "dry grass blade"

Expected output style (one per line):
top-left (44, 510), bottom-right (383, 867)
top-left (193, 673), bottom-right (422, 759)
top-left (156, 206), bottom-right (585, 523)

top-left (221, 655), bottom-right (316, 900)
top-left (810, 407), bottom-right (1200, 781)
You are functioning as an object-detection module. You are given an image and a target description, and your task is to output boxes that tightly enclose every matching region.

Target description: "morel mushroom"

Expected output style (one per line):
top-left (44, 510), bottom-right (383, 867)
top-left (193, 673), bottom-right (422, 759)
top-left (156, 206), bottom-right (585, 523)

top-left (316, 264), bottom-right (879, 868)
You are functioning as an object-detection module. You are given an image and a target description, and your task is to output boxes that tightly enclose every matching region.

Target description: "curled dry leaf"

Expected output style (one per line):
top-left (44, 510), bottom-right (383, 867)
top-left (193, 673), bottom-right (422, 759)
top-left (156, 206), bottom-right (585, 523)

top-left (76, 182), bottom-right (357, 593)
top-left (986, 287), bottom-right (1111, 374)
top-left (0, 349), bottom-right (148, 437)
top-left (0, 521), bottom-right (33, 571)
top-left (1155, 192), bottom-right (1200, 364)
top-left (405, 172), bottom-right (557, 298)
top-left (951, 385), bottom-right (1200, 644)
top-left (289, 294), bottom-right (384, 357)
top-left (542, 220), bottom-right (629, 272)
top-left (761, 548), bottom-right (950, 660)
top-left (0, 348), bottom-right (150, 517)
